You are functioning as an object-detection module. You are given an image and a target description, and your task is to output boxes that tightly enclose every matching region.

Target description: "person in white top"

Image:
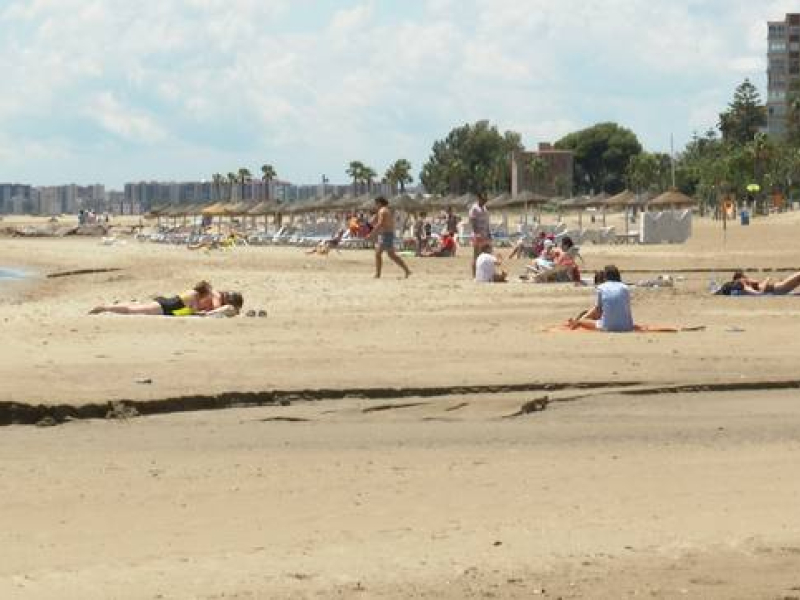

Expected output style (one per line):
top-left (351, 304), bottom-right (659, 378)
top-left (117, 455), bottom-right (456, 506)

top-left (468, 193), bottom-right (491, 278)
top-left (474, 243), bottom-right (507, 283)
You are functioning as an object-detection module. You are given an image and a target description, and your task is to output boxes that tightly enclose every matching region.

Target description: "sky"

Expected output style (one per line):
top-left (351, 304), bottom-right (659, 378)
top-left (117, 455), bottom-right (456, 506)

top-left (0, 0), bottom-right (796, 189)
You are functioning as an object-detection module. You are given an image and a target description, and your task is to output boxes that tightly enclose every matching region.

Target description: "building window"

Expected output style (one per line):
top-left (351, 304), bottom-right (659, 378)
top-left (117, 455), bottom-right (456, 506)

top-left (770, 41), bottom-right (787, 51)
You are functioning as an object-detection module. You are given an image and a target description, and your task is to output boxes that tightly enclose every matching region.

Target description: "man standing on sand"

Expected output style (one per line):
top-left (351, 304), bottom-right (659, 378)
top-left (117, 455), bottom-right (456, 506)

top-left (469, 193), bottom-right (491, 277)
top-left (368, 197), bottom-right (411, 279)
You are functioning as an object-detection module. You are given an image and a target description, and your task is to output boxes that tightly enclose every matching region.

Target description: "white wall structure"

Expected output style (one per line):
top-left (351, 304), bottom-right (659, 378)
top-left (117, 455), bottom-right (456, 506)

top-left (639, 209), bottom-right (692, 244)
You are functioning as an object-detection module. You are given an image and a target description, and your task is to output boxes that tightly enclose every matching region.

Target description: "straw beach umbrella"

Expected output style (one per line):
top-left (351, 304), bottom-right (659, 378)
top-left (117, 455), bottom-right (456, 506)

top-left (646, 189), bottom-right (697, 210)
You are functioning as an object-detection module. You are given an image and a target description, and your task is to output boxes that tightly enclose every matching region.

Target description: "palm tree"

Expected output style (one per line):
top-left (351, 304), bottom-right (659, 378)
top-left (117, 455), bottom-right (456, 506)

top-left (362, 166), bottom-right (377, 193)
top-left (212, 173), bottom-right (224, 202)
top-left (261, 164), bottom-right (277, 200)
top-left (385, 159), bottom-right (413, 193)
top-left (226, 172), bottom-right (238, 201)
top-left (237, 168), bottom-right (252, 203)
top-left (346, 161), bottom-right (366, 195)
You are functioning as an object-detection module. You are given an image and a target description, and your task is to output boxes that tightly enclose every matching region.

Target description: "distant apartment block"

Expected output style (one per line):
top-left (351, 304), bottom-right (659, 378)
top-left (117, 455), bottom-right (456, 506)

top-left (35, 184), bottom-right (106, 215)
top-left (123, 179), bottom-right (395, 209)
top-left (511, 143), bottom-right (574, 198)
top-left (0, 183), bottom-right (106, 215)
top-left (767, 13), bottom-right (800, 137)
top-left (0, 183), bottom-right (34, 214)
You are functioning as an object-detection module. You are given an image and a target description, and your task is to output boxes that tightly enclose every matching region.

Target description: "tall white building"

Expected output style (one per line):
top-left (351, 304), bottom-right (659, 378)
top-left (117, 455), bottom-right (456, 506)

top-left (767, 13), bottom-right (800, 137)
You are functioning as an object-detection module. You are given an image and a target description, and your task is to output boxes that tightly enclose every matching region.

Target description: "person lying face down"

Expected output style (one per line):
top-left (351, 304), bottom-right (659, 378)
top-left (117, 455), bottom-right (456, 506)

top-left (89, 281), bottom-right (244, 317)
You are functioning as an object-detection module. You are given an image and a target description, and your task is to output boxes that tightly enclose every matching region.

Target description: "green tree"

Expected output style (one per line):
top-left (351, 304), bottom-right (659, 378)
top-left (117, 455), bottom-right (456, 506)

top-left (554, 122), bottom-right (642, 194)
top-left (420, 121), bottom-right (523, 194)
top-left (626, 153), bottom-right (659, 193)
top-left (385, 159), bottom-right (414, 193)
top-left (718, 79), bottom-right (766, 145)
top-left (525, 155), bottom-right (549, 194)
top-left (346, 161), bottom-right (366, 195)
top-left (237, 168), bottom-right (252, 202)
top-left (362, 165), bottom-right (377, 193)
top-left (261, 164), bottom-right (277, 200)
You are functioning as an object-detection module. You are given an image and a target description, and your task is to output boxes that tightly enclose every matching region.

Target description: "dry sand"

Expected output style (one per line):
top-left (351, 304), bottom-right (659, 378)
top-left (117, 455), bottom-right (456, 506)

top-left (2, 213), bottom-right (800, 598)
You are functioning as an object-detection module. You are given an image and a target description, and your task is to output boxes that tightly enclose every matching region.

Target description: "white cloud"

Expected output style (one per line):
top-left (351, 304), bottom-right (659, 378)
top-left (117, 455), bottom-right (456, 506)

top-left (0, 0), bottom-right (791, 186)
top-left (89, 93), bottom-right (167, 144)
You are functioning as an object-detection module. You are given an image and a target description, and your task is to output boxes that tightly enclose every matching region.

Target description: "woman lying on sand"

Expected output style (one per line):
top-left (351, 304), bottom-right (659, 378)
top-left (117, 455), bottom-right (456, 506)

top-left (716, 270), bottom-right (800, 296)
top-left (563, 266), bottom-right (702, 333)
top-left (89, 281), bottom-right (243, 317)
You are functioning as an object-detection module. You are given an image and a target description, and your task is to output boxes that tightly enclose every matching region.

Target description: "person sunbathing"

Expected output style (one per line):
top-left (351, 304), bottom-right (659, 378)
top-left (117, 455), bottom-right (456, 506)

top-left (89, 281), bottom-right (243, 317)
top-left (527, 237), bottom-right (583, 284)
top-left (531, 239), bottom-right (556, 272)
top-left (568, 265), bottom-right (633, 331)
top-left (564, 266), bottom-right (701, 333)
top-left (717, 270), bottom-right (800, 295)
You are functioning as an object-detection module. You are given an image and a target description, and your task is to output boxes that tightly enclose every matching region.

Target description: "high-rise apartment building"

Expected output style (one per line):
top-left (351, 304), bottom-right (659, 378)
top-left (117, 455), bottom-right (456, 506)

top-left (767, 13), bottom-right (800, 137)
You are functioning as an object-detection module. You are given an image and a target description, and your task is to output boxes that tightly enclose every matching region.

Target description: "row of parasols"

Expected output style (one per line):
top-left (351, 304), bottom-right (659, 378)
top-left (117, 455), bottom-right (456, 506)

top-left (146, 189), bottom-right (696, 219)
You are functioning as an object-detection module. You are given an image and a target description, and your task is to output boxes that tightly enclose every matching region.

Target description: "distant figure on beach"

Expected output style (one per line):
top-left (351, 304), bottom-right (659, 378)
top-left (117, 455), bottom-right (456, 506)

top-left (367, 197), bottom-right (411, 279)
top-left (423, 231), bottom-right (456, 258)
top-left (445, 206), bottom-right (460, 236)
top-left (413, 212), bottom-right (426, 257)
top-left (716, 270), bottom-right (800, 296)
top-left (469, 193), bottom-right (491, 278)
top-left (306, 229), bottom-right (344, 256)
top-left (90, 281), bottom-right (244, 317)
top-left (475, 243), bottom-right (507, 283)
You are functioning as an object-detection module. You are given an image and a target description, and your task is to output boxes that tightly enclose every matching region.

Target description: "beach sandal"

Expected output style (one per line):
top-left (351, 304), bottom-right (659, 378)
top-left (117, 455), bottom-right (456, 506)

top-left (257, 309), bottom-right (267, 318)
top-left (245, 309), bottom-right (256, 318)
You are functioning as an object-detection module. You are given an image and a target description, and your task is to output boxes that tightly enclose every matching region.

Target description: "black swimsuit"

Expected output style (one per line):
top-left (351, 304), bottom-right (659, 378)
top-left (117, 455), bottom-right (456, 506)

top-left (154, 296), bottom-right (185, 316)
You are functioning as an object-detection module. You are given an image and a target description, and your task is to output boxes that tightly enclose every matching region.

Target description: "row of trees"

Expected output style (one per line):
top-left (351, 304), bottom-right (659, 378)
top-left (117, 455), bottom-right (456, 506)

top-left (346, 159), bottom-right (415, 194)
top-left (208, 159), bottom-right (417, 204)
top-left (417, 78), bottom-right (800, 205)
top-left (211, 164), bottom-right (277, 202)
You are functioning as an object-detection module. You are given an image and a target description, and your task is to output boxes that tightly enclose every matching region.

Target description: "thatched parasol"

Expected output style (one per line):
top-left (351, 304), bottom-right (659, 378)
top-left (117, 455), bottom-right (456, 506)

top-left (201, 202), bottom-right (229, 216)
top-left (646, 189), bottom-right (697, 209)
top-left (604, 190), bottom-right (637, 209)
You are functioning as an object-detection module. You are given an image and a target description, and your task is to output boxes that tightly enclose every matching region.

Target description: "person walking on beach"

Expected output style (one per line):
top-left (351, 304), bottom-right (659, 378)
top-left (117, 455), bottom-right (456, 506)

top-left (469, 193), bottom-right (491, 277)
top-left (445, 206), bottom-right (460, 236)
top-left (368, 197), bottom-right (411, 279)
top-left (413, 212), bottom-right (426, 257)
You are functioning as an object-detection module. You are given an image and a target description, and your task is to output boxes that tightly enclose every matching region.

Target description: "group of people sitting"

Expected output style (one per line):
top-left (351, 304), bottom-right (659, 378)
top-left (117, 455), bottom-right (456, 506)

top-left (413, 208), bottom-right (460, 257)
top-left (524, 235), bottom-right (583, 284)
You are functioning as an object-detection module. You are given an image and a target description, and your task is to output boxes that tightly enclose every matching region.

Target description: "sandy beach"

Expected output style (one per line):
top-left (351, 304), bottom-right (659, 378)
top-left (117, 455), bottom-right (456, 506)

top-left (2, 213), bottom-right (800, 598)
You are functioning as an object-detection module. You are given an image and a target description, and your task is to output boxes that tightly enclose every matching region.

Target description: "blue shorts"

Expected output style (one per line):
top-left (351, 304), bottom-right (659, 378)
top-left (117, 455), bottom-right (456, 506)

top-left (379, 232), bottom-right (395, 250)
